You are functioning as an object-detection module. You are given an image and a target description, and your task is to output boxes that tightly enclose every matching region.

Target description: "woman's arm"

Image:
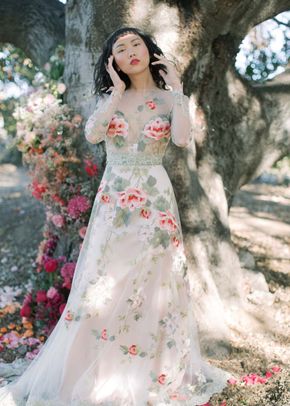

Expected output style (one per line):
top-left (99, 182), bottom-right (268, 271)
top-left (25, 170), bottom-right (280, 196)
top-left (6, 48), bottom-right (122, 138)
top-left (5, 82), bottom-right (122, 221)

top-left (84, 88), bottom-right (124, 144)
top-left (170, 89), bottom-right (194, 148)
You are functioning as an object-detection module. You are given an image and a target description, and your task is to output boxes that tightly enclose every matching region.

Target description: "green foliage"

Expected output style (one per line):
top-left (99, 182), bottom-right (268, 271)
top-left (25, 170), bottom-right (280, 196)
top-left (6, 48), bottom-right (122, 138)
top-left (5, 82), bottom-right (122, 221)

top-left (236, 12), bottom-right (290, 82)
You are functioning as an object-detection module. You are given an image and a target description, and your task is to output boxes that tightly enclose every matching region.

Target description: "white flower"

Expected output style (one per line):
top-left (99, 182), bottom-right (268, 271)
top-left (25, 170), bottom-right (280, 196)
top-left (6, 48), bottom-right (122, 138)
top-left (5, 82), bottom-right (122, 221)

top-left (83, 275), bottom-right (115, 311)
top-left (0, 286), bottom-right (22, 307)
top-left (128, 287), bottom-right (146, 310)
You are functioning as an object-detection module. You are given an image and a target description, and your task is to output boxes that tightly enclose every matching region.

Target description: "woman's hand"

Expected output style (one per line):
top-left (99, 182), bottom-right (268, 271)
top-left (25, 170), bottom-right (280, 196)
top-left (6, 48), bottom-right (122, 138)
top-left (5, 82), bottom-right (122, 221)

top-left (151, 53), bottom-right (183, 91)
top-left (105, 55), bottom-right (126, 93)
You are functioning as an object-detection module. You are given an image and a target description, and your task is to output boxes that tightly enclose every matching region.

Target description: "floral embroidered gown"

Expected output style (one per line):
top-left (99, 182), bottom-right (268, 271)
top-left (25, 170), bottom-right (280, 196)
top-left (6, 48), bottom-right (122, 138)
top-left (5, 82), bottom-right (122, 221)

top-left (0, 88), bottom-right (232, 405)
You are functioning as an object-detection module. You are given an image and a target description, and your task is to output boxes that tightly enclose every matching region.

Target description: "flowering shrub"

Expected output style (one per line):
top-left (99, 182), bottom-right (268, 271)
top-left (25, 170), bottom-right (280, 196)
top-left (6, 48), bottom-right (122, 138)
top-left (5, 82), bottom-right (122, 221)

top-left (12, 84), bottom-right (101, 336)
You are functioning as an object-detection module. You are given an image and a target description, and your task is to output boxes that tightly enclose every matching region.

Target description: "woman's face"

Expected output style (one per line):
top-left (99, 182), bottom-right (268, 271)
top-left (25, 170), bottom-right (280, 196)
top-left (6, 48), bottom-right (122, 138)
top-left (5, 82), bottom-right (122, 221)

top-left (111, 33), bottom-right (150, 75)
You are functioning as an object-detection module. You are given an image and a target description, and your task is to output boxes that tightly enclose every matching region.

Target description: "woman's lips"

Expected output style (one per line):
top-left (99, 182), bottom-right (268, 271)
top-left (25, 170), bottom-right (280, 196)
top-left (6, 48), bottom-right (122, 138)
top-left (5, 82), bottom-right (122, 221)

top-left (130, 59), bottom-right (140, 65)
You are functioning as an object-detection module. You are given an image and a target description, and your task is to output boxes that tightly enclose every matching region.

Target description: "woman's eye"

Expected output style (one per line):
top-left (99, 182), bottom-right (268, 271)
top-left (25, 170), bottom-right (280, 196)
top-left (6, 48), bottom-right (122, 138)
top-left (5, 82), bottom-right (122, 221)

top-left (134, 43), bottom-right (140, 46)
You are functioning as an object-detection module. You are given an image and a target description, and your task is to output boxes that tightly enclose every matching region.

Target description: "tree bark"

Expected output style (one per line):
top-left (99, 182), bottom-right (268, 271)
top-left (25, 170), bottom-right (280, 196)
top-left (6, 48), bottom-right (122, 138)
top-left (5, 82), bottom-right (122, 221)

top-left (0, 0), bottom-right (65, 66)
top-left (2, 0), bottom-right (290, 354)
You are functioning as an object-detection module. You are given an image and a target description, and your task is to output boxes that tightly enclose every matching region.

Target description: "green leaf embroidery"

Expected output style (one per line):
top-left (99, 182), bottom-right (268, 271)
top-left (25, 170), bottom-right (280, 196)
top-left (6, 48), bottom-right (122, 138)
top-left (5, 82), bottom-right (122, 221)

top-left (153, 196), bottom-right (170, 211)
top-left (147, 175), bottom-right (157, 187)
top-left (167, 339), bottom-right (176, 349)
top-left (112, 176), bottom-right (130, 191)
top-left (113, 207), bottom-right (131, 227)
top-left (150, 228), bottom-right (170, 248)
top-left (137, 140), bottom-right (146, 152)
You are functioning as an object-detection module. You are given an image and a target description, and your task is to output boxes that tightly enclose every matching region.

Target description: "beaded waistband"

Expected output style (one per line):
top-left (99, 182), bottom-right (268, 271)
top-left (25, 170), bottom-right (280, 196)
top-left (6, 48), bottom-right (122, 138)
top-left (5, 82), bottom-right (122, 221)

top-left (106, 153), bottom-right (163, 166)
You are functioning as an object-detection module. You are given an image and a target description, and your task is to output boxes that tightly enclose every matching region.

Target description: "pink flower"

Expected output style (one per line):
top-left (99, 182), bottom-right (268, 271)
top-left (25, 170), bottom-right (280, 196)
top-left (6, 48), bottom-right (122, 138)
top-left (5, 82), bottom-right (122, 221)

top-left (118, 187), bottom-right (147, 211)
top-left (143, 117), bottom-right (170, 141)
top-left (265, 371), bottom-right (273, 378)
top-left (107, 115), bottom-right (128, 138)
top-left (44, 258), bottom-right (58, 273)
top-left (227, 377), bottom-right (237, 384)
top-left (61, 262), bottom-right (76, 290)
top-left (67, 195), bottom-right (91, 219)
top-left (26, 337), bottom-right (41, 346)
top-left (61, 262), bottom-right (76, 279)
top-left (220, 402), bottom-right (227, 406)
top-left (36, 290), bottom-right (47, 303)
top-left (158, 210), bottom-right (178, 233)
top-left (79, 226), bottom-right (87, 239)
top-left (23, 292), bottom-right (33, 305)
top-left (241, 373), bottom-right (268, 385)
top-left (25, 347), bottom-right (41, 360)
top-left (46, 287), bottom-right (58, 300)
top-left (51, 214), bottom-right (65, 228)
top-left (271, 365), bottom-right (282, 373)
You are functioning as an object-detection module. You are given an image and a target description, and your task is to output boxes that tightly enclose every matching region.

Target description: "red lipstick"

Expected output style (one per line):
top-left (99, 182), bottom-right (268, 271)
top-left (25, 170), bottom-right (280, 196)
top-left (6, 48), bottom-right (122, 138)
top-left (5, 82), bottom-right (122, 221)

top-left (130, 59), bottom-right (140, 65)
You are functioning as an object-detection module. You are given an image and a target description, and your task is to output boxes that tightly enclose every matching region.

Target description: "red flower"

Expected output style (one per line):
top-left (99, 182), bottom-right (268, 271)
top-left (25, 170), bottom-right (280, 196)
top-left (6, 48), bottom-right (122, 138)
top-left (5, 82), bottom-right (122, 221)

top-left (30, 180), bottom-right (47, 200)
top-left (36, 290), bottom-right (47, 303)
top-left (44, 258), bottom-right (58, 273)
top-left (20, 304), bottom-right (32, 317)
top-left (51, 194), bottom-right (66, 206)
top-left (84, 159), bottom-right (98, 177)
top-left (59, 303), bottom-right (66, 315)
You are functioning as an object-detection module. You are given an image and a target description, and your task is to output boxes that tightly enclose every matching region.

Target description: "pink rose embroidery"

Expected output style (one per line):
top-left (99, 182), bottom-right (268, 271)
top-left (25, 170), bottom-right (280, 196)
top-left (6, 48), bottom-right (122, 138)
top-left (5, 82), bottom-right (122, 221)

top-left (159, 210), bottom-right (178, 233)
top-left (171, 236), bottom-right (180, 247)
top-left (101, 328), bottom-right (107, 340)
top-left (145, 100), bottom-right (157, 110)
top-left (65, 310), bottom-right (73, 321)
top-left (158, 373), bottom-right (166, 384)
top-left (118, 187), bottom-right (147, 211)
top-left (97, 179), bottom-right (106, 194)
top-left (143, 117), bottom-right (170, 141)
top-left (107, 115), bottom-right (128, 138)
top-left (128, 344), bottom-right (138, 355)
top-left (140, 208), bottom-right (151, 219)
top-left (100, 194), bottom-right (111, 203)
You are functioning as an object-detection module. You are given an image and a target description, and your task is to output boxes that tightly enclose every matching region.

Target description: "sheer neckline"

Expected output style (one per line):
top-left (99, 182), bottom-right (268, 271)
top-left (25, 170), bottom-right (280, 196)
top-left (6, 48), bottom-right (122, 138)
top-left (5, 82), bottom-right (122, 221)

top-left (124, 88), bottom-right (168, 97)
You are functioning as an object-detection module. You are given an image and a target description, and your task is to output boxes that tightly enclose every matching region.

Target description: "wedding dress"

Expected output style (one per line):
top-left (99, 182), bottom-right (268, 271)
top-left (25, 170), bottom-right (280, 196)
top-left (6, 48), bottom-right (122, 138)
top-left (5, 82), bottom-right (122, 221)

top-left (0, 87), bottom-right (232, 405)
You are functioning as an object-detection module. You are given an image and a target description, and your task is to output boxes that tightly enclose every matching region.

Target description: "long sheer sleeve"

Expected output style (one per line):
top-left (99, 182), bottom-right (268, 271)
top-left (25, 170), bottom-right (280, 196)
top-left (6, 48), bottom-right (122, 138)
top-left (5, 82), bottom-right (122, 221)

top-left (170, 90), bottom-right (194, 148)
top-left (84, 89), bottom-right (123, 144)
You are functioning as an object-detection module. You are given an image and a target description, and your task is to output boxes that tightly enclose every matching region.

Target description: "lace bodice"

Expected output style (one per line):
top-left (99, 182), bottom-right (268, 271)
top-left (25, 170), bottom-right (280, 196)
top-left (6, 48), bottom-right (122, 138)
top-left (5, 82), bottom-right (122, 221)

top-left (84, 88), bottom-right (193, 161)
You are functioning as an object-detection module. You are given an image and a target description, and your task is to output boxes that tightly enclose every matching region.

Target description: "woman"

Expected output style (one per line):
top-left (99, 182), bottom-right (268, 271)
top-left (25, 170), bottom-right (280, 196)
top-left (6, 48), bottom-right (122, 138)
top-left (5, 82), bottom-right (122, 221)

top-left (0, 26), bottom-right (232, 405)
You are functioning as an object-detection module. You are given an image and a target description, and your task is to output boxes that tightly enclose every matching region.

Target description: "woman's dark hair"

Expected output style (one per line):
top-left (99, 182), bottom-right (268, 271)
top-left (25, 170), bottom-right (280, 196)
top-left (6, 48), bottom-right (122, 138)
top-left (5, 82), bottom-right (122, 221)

top-left (93, 27), bottom-right (169, 96)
